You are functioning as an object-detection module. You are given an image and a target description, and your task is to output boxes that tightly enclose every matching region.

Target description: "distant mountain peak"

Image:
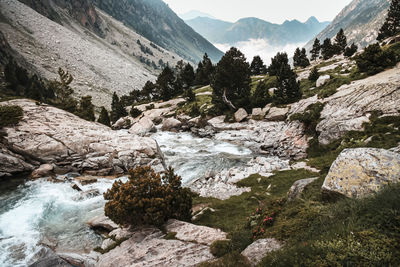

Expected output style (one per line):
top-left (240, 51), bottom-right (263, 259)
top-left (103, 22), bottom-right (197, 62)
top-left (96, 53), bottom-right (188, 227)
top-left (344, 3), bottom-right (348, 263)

top-left (179, 10), bottom-right (215, 20)
top-left (306, 16), bottom-right (319, 24)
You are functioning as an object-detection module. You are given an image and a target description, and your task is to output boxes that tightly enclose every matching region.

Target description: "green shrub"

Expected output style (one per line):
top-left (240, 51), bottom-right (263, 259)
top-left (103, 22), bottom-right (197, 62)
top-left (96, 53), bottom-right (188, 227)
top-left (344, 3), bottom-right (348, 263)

top-left (308, 67), bottom-right (320, 82)
top-left (104, 166), bottom-right (192, 227)
top-left (164, 232), bottom-right (177, 240)
top-left (210, 240), bottom-right (231, 257)
top-left (355, 43), bottom-right (397, 75)
top-left (290, 102), bottom-right (325, 136)
top-left (130, 107), bottom-right (142, 118)
top-left (0, 105), bottom-right (23, 128)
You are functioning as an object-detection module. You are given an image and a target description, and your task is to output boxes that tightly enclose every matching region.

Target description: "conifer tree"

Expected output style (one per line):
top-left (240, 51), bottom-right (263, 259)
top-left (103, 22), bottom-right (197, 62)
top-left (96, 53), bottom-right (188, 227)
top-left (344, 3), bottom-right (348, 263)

top-left (98, 106), bottom-right (111, 126)
top-left (48, 68), bottom-right (77, 113)
top-left (251, 81), bottom-right (272, 108)
top-left (268, 52), bottom-right (290, 76)
top-left (334, 28), bottom-right (347, 54)
top-left (344, 43), bottom-right (358, 57)
top-left (77, 95), bottom-right (95, 121)
top-left (194, 53), bottom-right (214, 86)
top-left (269, 52), bottom-right (302, 104)
top-left (310, 38), bottom-right (321, 61)
top-left (181, 63), bottom-right (195, 89)
top-left (156, 66), bottom-right (176, 101)
top-left (211, 47), bottom-right (251, 111)
top-left (308, 67), bottom-right (320, 82)
top-left (377, 0), bottom-right (400, 40)
top-left (293, 48), bottom-right (302, 68)
top-left (111, 92), bottom-right (127, 123)
top-left (321, 38), bottom-right (335, 60)
top-left (250, 56), bottom-right (267, 75)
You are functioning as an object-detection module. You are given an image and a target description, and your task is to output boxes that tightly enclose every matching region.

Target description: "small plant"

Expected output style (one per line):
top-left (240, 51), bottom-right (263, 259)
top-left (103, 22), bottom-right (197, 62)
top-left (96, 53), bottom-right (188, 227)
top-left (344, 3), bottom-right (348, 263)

top-left (164, 232), bottom-right (177, 240)
top-left (130, 107), bottom-right (142, 118)
top-left (104, 166), bottom-right (192, 227)
top-left (210, 240), bottom-right (232, 257)
top-left (0, 105), bottom-right (24, 128)
top-left (146, 104), bottom-right (155, 110)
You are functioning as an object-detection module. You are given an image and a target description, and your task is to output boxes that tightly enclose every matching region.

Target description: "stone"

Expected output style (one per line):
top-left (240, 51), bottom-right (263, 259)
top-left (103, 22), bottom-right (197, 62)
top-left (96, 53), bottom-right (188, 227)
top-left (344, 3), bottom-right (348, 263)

top-left (71, 183), bottom-right (83, 192)
top-left (161, 118), bottom-right (182, 131)
top-left (316, 66), bottom-right (400, 145)
top-left (74, 176), bottom-right (98, 185)
top-left (251, 108), bottom-right (265, 120)
top-left (287, 177), bottom-right (318, 201)
top-left (97, 227), bottom-right (215, 267)
top-left (29, 247), bottom-right (72, 267)
top-left (73, 189), bottom-right (100, 201)
top-left (1, 99), bottom-right (164, 177)
top-left (322, 148), bottom-right (400, 198)
top-left (234, 108), bottom-right (248, 122)
top-left (128, 116), bottom-right (156, 136)
top-left (87, 214), bottom-right (118, 232)
top-left (108, 228), bottom-right (134, 240)
top-left (57, 252), bottom-right (97, 267)
top-left (241, 238), bottom-right (282, 266)
top-left (31, 164), bottom-right (54, 179)
top-left (316, 75), bottom-right (331, 87)
top-left (165, 219), bottom-right (227, 245)
top-left (101, 238), bottom-right (116, 251)
top-left (265, 107), bottom-right (289, 121)
top-left (0, 142), bottom-right (35, 177)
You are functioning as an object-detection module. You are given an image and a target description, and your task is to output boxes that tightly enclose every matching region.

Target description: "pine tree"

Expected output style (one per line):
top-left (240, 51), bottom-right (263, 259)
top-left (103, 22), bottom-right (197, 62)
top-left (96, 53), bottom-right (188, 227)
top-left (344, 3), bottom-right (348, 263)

top-left (156, 66), bottom-right (176, 101)
top-left (194, 53), bottom-right (214, 86)
top-left (377, 0), bottom-right (400, 40)
top-left (270, 52), bottom-right (302, 104)
top-left (308, 67), bottom-right (320, 82)
top-left (98, 106), bottom-right (111, 126)
top-left (251, 82), bottom-right (272, 108)
top-left (321, 38), bottom-right (335, 60)
top-left (181, 63), bottom-right (195, 89)
top-left (293, 48), bottom-right (302, 68)
top-left (310, 38), bottom-right (321, 61)
top-left (142, 81), bottom-right (157, 100)
top-left (250, 56), bottom-right (267, 75)
top-left (300, 48), bottom-right (310, 68)
top-left (111, 92), bottom-right (127, 123)
top-left (268, 52), bottom-right (289, 76)
top-left (211, 47), bottom-right (251, 111)
top-left (77, 95), bottom-right (95, 121)
top-left (334, 28), bottom-right (347, 54)
top-left (344, 43), bottom-right (358, 57)
top-left (48, 68), bottom-right (77, 113)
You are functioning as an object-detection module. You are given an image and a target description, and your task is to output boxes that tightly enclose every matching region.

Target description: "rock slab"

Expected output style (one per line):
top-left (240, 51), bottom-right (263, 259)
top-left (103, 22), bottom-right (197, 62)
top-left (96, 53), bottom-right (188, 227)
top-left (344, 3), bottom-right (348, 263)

top-left (287, 177), bottom-right (318, 201)
top-left (322, 148), bottom-right (400, 198)
top-left (241, 238), bottom-right (282, 266)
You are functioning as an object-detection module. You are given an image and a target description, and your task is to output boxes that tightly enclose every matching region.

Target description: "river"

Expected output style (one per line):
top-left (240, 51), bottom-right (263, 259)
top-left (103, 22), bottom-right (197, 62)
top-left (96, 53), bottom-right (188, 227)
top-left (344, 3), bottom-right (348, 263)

top-left (0, 130), bottom-right (254, 266)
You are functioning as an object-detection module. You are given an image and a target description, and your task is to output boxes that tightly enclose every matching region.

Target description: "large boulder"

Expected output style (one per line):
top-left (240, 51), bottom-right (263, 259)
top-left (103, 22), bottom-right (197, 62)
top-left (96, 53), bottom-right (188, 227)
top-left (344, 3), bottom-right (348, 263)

top-left (322, 148), bottom-right (400, 198)
top-left (128, 116), bottom-right (156, 136)
top-left (241, 238), bottom-right (282, 266)
top-left (234, 108), bottom-right (248, 122)
top-left (0, 143), bottom-right (35, 177)
top-left (97, 227), bottom-right (215, 267)
top-left (316, 66), bottom-right (400, 145)
top-left (287, 177), bottom-right (318, 201)
top-left (265, 107), bottom-right (289, 121)
top-left (87, 213), bottom-right (118, 232)
top-left (0, 99), bottom-right (164, 176)
top-left (161, 118), bottom-right (182, 131)
top-left (251, 108), bottom-right (266, 120)
top-left (165, 219), bottom-right (227, 245)
top-left (31, 164), bottom-right (54, 179)
top-left (316, 75), bottom-right (330, 87)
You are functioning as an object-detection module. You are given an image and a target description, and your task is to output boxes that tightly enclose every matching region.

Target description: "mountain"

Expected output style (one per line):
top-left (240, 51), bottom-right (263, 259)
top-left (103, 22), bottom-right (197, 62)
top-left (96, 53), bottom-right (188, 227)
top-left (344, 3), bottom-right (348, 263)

top-left (92, 0), bottom-right (223, 63)
top-left (1, 0), bottom-right (183, 107)
top-left (185, 16), bottom-right (330, 46)
top-left (179, 10), bottom-right (215, 20)
top-left (305, 0), bottom-right (390, 50)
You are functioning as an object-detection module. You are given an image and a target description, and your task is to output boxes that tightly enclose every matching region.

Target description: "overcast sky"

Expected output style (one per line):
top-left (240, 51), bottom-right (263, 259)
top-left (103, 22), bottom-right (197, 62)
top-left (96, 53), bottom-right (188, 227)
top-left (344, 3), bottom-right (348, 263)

top-left (163, 0), bottom-right (353, 23)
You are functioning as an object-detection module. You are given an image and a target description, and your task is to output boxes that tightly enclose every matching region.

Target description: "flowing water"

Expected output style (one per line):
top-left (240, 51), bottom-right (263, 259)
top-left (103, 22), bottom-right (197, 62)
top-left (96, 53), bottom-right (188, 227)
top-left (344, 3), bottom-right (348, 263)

top-left (0, 131), bottom-right (254, 266)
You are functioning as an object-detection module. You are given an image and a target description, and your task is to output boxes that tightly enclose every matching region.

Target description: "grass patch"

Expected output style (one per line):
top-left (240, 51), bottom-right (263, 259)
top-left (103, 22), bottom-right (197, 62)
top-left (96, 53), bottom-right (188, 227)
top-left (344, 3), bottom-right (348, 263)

top-left (164, 232), bottom-right (177, 240)
top-left (194, 85), bottom-right (213, 94)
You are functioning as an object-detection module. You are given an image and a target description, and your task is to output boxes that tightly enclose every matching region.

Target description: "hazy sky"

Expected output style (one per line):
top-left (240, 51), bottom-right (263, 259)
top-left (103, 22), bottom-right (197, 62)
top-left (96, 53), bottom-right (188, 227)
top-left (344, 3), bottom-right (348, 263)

top-left (163, 0), bottom-right (353, 23)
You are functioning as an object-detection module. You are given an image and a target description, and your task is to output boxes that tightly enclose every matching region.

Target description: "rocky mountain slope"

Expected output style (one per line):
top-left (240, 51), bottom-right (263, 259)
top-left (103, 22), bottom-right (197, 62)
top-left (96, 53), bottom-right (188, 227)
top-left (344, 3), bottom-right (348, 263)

top-left (185, 16), bottom-right (330, 46)
top-left (305, 0), bottom-right (390, 49)
top-left (92, 0), bottom-right (224, 63)
top-left (0, 0), bottom-right (182, 107)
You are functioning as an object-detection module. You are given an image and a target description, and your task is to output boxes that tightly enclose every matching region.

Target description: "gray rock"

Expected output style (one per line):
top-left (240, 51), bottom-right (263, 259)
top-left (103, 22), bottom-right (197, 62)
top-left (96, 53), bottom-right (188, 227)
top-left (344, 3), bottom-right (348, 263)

top-left (128, 116), bottom-right (156, 136)
top-left (97, 226), bottom-right (215, 267)
top-left (251, 108), bottom-right (265, 120)
top-left (57, 252), bottom-right (97, 267)
top-left (87, 214), bottom-right (118, 232)
top-left (1, 99), bottom-right (164, 177)
top-left (165, 219), bottom-right (227, 245)
top-left (31, 164), bottom-right (54, 179)
top-left (287, 177), bottom-right (318, 201)
top-left (316, 75), bottom-right (330, 87)
top-left (322, 148), bottom-right (400, 198)
top-left (29, 247), bottom-right (72, 267)
top-left (101, 238), bottom-right (116, 251)
top-left (241, 238), bottom-right (282, 266)
top-left (265, 107), bottom-right (289, 121)
top-left (161, 118), bottom-right (182, 131)
top-left (234, 108), bottom-right (248, 122)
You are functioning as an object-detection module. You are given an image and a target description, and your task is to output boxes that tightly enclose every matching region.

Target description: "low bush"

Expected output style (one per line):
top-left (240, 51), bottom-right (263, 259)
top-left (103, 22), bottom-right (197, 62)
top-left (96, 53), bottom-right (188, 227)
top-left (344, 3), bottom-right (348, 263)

top-left (355, 43), bottom-right (397, 75)
top-left (104, 166), bottom-right (192, 227)
top-left (210, 240), bottom-right (231, 257)
top-left (0, 105), bottom-right (23, 128)
top-left (130, 107), bottom-right (142, 118)
top-left (290, 102), bottom-right (325, 136)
